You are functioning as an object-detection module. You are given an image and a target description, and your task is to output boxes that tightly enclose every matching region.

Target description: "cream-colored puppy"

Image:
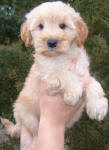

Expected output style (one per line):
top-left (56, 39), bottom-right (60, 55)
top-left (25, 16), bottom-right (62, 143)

top-left (1, 1), bottom-right (108, 149)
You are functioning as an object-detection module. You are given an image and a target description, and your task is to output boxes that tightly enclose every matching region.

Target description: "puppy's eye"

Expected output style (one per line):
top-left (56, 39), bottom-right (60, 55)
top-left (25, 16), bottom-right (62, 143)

top-left (59, 24), bottom-right (66, 29)
top-left (38, 24), bottom-right (44, 30)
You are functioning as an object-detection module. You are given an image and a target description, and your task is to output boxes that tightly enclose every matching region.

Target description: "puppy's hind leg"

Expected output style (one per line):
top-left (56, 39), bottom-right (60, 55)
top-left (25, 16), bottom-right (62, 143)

top-left (85, 77), bottom-right (108, 121)
top-left (0, 117), bottom-right (21, 137)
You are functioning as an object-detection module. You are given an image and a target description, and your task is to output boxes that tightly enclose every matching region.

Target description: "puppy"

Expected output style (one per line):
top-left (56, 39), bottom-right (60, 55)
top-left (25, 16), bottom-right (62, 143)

top-left (1, 1), bottom-right (108, 149)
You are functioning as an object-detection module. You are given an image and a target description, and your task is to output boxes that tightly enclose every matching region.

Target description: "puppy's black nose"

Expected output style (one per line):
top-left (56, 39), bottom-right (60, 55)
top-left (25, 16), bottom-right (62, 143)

top-left (47, 39), bottom-right (58, 48)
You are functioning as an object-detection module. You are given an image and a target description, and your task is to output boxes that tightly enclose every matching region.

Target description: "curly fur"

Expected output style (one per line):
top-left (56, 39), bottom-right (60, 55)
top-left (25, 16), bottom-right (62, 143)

top-left (1, 1), bottom-right (108, 150)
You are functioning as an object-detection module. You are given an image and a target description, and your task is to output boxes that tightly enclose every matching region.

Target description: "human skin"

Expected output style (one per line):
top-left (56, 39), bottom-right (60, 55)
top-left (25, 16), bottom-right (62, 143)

top-left (20, 81), bottom-right (84, 150)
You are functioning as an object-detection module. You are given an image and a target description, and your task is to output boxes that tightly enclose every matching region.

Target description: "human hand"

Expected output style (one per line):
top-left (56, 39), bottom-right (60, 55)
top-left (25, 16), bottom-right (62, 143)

top-left (40, 80), bottom-right (84, 127)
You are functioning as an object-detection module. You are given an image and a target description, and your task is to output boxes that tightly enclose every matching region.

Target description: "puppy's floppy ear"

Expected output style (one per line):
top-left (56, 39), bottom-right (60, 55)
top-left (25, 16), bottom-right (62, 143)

top-left (75, 19), bottom-right (88, 47)
top-left (20, 22), bottom-right (31, 47)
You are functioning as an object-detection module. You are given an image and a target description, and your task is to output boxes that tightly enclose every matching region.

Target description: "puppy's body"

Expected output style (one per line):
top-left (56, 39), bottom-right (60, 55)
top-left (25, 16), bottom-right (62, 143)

top-left (1, 1), bottom-right (108, 149)
top-left (11, 45), bottom-right (86, 137)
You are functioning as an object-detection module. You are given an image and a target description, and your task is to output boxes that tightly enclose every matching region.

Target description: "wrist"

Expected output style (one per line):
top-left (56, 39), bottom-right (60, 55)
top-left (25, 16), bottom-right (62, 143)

top-left (37, 116), bottom-right (65, 150)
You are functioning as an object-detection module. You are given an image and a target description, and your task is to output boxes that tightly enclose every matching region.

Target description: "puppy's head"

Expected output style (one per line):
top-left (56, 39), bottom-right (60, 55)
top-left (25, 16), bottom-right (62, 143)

top-left (21, 1), bottom-right (88, 57)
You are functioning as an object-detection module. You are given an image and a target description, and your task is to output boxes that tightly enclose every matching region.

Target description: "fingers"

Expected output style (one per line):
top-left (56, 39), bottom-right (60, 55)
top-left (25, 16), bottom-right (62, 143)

top-left (74, 98), bottom-right (84, 110)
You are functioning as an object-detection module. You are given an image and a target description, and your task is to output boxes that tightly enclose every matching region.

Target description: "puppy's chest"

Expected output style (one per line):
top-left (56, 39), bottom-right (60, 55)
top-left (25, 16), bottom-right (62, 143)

top-left (42, 60), bottom-right (70, 72)
top-left (38, 57), bottom-right (78, 79)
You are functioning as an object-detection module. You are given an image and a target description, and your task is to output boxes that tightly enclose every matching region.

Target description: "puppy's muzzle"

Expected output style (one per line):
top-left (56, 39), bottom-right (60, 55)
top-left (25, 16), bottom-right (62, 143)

top-left (47, 39), bottom-right (58, 49)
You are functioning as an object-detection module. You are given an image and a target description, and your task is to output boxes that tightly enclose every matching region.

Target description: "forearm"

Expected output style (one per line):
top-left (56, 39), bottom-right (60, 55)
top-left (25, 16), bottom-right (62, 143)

top-left (36, 117), bottom-right (65, 150)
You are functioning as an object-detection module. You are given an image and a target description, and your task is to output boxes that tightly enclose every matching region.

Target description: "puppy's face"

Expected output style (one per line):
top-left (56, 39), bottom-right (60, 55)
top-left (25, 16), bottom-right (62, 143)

top-left (30, 12), bottom-right (77, 57)
top-left (21, 2), bottom-right (88, 57)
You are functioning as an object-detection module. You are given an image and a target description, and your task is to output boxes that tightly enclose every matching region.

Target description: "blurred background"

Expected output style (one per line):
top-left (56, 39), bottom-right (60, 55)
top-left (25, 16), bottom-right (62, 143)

top-left (0, 0), bottom-right (109, 149)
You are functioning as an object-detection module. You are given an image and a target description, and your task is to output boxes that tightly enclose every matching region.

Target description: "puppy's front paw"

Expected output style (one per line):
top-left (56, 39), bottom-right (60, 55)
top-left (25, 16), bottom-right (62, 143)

top-left (64, 87), bottom-right (83, 106)
top-left (86, 97), bottom-right (108, 121)
top-left (47, 77), bottom-right (61, 95)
